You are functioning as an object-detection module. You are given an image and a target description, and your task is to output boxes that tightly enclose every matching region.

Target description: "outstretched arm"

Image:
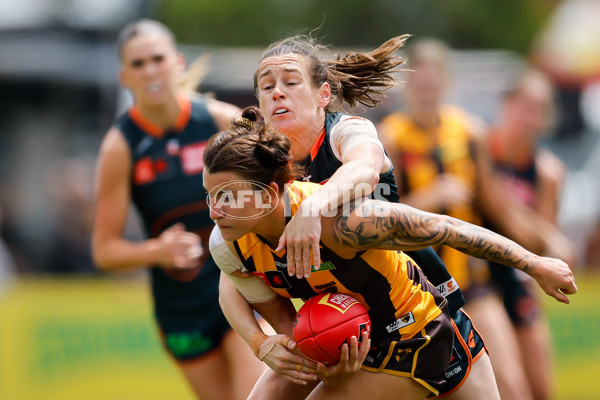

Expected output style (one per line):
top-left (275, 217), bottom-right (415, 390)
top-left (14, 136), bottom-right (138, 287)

top-left (325, 199), bottom-right (577, 303)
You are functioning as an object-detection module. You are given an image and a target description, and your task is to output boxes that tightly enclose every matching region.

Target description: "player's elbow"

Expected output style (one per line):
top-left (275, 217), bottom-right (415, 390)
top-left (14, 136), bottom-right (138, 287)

top-left (361, 163), bottom-right (380, 191)
top-left (91, 236), bottom-right (112, 271)
top-left (429, 215), bottom-right (459, 247)
top-left (92, 249), bottom-right (110, 271)
top-left (368, 168), bottom-right (380, 189)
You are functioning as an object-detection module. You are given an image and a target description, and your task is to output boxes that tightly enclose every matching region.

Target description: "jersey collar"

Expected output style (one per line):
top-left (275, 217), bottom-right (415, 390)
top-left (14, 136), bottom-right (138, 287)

top-left (308, 128), bottom-right (326, 162)
top-left (129, 95), bottom-right (192, 137)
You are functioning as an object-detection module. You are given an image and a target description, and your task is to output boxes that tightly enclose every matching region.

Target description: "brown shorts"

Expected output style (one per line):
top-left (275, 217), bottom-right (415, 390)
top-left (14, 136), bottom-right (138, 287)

top-left (362, 313), bottom-right (454, 396)
top-left (437, 308), bottom-right (487, 396)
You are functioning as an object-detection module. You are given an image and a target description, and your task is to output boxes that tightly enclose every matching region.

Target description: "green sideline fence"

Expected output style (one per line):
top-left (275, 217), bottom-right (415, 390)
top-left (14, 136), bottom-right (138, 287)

top-left (0, 273), bottom-right (598, 400)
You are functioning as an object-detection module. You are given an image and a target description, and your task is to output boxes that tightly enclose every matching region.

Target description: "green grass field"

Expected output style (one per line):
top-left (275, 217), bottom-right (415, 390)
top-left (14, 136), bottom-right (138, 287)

top-left (545, 271), bottom-right (600, 400)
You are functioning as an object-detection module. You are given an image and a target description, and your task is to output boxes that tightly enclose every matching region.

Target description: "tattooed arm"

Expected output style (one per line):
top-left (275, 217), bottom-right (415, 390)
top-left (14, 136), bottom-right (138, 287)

top-left (324, 199), bottom-right (577, 304)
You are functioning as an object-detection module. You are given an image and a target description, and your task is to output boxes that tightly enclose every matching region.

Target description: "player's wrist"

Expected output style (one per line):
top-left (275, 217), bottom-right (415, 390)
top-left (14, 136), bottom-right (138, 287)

top-left (145, 238), bottom-right (169, 267)
top-left (250, 330), bottom-right (269, 360)
top-left (298, 197), bottom-right (323, 218)
top-left (519, 254), bottom-right (540, 277)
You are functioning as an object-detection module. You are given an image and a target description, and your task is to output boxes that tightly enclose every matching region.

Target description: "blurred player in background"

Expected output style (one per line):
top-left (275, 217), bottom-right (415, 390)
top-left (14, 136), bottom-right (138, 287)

top-left (486, 68), bottom-right (573, 400)
top-left (378, 38), bottom-right (575, 400)
top-left (91, 19), bottom-right (264, 400)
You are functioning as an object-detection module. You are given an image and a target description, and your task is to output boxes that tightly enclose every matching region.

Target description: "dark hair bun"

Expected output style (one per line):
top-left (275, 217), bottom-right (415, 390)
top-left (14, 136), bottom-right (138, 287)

top-left (241, 106), bottom-right (263, 125)
top-left (254, 127), bottom-right (290, 169)
top-left (232, 106), bottom-right (265, 131)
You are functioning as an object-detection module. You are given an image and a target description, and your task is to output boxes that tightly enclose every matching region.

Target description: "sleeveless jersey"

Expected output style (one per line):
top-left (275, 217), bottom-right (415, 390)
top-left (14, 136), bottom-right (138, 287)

top-left (487, 134), bottom-right (538, 208)
top-left (118, 96), bottom-right (219, 317)
top-left (299, 112), bottom-right (399, 203)
top-left (379, 105), bottom-right (485, 290)
top-left (233, 181), bottom-right (446, 339)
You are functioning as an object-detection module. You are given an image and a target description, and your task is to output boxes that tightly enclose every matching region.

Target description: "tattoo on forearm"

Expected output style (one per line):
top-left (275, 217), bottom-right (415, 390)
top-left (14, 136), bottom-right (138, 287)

top-left (332, 201), bottom-right (533, 272)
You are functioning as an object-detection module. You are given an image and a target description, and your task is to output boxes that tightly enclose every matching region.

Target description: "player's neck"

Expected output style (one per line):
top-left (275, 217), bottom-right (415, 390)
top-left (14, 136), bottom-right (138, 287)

top-left (289, 134), bottom-right (313, 161)
top-left (136, 93), bottom-right (182, 130)
top-left (409, 106), bottom-right (441, 132)
top-left (288, 124), bottom-right (323, 162)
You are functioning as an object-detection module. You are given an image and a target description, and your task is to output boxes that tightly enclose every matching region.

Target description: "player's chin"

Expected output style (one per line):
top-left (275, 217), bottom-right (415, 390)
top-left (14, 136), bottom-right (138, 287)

top-left (218, 226), bottom-right (243, 241)
top-left (271, 119), bottom-right (296, 134)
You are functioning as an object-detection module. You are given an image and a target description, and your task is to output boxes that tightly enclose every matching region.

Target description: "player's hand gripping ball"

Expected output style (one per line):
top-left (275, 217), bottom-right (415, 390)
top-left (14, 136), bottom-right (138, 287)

top-left (293, 292), bottom-right (371, 364)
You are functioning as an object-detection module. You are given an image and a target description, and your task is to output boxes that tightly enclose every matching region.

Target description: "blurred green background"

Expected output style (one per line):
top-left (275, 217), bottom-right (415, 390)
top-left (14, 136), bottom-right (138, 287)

top-left (159, 0), bottom-right (554, 53)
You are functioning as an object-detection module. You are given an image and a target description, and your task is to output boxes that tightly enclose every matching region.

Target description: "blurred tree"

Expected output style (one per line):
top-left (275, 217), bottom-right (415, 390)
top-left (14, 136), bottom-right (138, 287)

top-left (158, 0), bottom-right (556, 53)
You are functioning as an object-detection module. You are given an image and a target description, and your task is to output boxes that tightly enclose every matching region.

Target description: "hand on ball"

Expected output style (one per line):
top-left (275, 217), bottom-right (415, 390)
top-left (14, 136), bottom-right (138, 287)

top-left (316, 331), bottom-right (371, 387)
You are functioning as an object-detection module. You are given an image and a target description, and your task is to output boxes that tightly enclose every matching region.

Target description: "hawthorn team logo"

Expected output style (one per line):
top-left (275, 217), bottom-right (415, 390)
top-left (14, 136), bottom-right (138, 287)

top-left (385, 311), bottom-right (415, 333)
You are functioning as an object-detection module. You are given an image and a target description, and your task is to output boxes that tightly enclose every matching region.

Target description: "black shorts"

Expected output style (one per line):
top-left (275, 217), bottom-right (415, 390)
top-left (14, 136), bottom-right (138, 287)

top-left (437, 308), bottom-right (487, 397)
top-left (154, 259), bottom-right (233, 361)
top-left (362, 313), bottom-right (454, 397)
top-left (489, 262), bottom-right (540, 326)
top-left (157, 306), bottom-right (232, 362)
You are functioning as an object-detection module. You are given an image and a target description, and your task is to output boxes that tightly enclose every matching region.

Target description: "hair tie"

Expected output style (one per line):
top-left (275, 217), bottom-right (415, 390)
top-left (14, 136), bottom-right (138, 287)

top-left (235, 117), bottom-right (254, 130)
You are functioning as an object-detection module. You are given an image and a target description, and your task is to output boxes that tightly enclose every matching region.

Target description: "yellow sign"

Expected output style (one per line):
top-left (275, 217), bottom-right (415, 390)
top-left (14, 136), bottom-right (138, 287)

top-left (0, 277), bottom-right (195, 400)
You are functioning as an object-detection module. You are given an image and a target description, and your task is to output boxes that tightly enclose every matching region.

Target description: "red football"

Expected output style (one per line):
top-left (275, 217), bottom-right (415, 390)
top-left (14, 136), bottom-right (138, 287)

top-left (293, 292), bottom-right (371, 364)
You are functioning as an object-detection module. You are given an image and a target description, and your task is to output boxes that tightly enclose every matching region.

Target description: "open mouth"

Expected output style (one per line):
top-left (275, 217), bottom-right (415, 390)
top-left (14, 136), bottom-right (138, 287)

top-left (147, 82), bottom-right (164, 92)
top-left (273, 108), bottom-right (289, 116)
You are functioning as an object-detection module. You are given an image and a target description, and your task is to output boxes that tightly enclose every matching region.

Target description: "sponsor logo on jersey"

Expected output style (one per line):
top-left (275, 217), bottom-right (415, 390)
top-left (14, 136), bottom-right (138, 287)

top-left (385, 312), bottom-right (415, 333)
top-left (252, 270), bottom-right (292, 289)
top-left (166, 139), bottom-right (180, 156)
top-left (274, 260), bottom-right (335, 273)
top-left (313, 260), bottom-right (335, 272)
top-left (133, 156), bottom-right (177, 185)
top-left (133, 157), bottom-right (156, 185)
top-left (314, 281), bottom-right (338, 292)
top-left (275, 261), bottom-right (287, 270)
top-left (180, 142), bottom-right (207, 175)
top-left (154, 158), bottom-right (168, 173)
top-left (436, 277), bottom-right (460, 297)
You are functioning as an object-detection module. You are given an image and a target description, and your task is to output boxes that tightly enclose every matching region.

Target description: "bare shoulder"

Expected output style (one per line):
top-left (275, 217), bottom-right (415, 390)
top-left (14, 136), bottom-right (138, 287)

top-left (205, 99), bottom-right (241, 130)
top-left (97, 126), bottom-right (131, 178)
top-left (100, 126), bottom-right (128, 155)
